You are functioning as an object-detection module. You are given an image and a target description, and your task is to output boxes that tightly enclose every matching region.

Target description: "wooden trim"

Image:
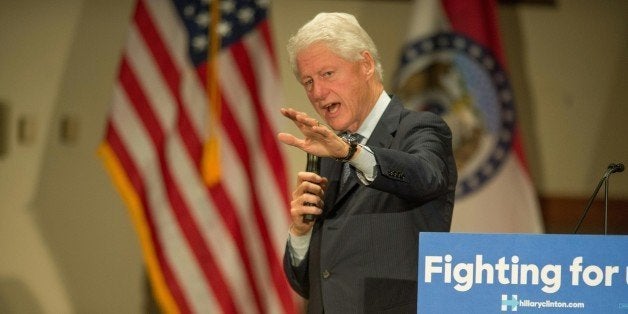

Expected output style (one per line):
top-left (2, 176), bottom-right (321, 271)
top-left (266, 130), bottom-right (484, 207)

top-left (540, 196), bottom-right (628, 235)
top-left (499, 0), bottom-right (556, 5)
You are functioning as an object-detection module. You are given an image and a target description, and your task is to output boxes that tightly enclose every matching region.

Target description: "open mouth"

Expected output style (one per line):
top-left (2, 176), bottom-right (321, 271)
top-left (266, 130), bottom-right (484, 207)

top-left (325, 102), bottom-right (341, 114)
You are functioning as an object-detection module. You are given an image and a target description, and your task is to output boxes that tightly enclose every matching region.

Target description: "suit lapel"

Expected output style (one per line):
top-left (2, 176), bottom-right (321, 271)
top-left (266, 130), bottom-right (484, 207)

top-left (329, 97), bottom-right (405, 209)
top-left (367, 96), bottom-right (403, 150)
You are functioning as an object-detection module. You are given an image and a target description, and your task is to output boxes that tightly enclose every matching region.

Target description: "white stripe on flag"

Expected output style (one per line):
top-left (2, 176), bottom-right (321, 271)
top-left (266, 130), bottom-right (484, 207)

top-left (167, 134), bottom-right (256, 313)
top-left (111, 85), bottom-right (217, 311)
top-left (126, 25), bottom-right (176, 131)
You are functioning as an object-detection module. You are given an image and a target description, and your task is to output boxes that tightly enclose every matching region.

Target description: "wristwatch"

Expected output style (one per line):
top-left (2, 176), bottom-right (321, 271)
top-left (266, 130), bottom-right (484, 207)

top-left (335, 137), bottom-right (359, 162)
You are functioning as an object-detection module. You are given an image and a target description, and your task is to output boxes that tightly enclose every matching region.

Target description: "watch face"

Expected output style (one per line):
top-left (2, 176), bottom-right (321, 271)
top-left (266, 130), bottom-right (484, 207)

top-left (347, 133), bottom-right (363, 145)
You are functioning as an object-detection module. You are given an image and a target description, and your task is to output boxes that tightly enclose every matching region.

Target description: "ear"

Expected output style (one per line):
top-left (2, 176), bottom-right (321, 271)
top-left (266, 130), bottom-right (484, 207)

top-left (360, 51), bottom-right (375, 78)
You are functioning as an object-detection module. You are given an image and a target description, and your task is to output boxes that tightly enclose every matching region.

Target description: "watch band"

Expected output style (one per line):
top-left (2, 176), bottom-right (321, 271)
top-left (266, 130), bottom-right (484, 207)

top-left (336, 141), bottom-right (358, 162)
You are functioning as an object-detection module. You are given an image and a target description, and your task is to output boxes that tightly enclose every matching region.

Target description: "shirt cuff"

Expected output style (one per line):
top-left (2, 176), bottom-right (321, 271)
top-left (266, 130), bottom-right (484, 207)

top-left (287, 227), bottom-right (312, 266)
top-left (350, 145), bottom-right (377, 184)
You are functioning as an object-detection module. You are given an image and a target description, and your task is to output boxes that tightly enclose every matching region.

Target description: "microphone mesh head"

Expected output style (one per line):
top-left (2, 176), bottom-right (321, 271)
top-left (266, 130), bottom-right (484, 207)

top-left (609, 163), bottom-right (625, 173)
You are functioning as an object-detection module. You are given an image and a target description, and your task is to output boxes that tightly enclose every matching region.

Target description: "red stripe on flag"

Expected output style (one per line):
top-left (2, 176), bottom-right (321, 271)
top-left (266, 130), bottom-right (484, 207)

top-left (258, 20), bottom-right (280, 75)
top-left (105, 124), bottom-right (145, 196)
top-left (258, 105), bottom-right (290, 207)
top-left (134, 1), bottom-right (182, 96)
top-left (243, 24), bottom-right (291, 208)
top-left (118, 61), bottom-right (239, 311)
top-left (174, 93), bottom-right (266, 313)
top-left (220, 84), bottom-right (293, 313)
top-left (208, 182), bottom-right (266, 312)
top-left (118, 58), bottom-right (165, 147)
top-left (227, 40), bottom-right (291, 209)
top-left (105, 125), bottom-right (192, 312)
top-left (158, 151), bottom-right (238, 313)
top-left (130, 4), bottom-right (240, 310)
top-left (176, 105), bottom-right (203, 161)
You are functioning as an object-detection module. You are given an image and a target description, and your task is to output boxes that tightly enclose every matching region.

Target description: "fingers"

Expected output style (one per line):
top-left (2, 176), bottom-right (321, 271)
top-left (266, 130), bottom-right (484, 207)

top-left (298, 114), bottom-right (319, 128)
top-left (312, 122), bottom-right (334, 139)
top-left (277, 132), bottom-right (300, 147)
top-left (280, 107), bottom-right (333, 141)
top-left (279, 107), bottom-right (342, 158)
top-left (281, 108), bottom-right (321, 129)
top-left (301, 181), bottom-right (325, 200)
top-left (280, 108), bottom-right (309, 125)
top-left (294, 173), bottom-right (326, 202)
top-left (297, 171), bottom-right (326, 186)
top-left (289, 193), bottom-right (322, 235)
top-left (289, 172), bottom-right (327, 234)
top-left (280, 107), bottom-right (297, 119)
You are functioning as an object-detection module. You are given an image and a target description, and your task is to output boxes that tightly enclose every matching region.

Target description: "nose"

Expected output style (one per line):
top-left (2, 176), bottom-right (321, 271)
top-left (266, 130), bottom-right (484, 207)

top-left (309, 80), bottom-right (328, 102)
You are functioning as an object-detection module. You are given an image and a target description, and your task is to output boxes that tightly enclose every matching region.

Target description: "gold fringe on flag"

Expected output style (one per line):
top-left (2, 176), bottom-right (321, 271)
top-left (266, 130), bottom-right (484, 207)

top-left (97, 143), bottom-right (180, 314)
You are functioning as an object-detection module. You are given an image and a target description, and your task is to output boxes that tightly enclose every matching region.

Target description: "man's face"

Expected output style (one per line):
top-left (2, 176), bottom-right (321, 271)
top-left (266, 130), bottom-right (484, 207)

top-left (296, 42), bottom-right (372, 133)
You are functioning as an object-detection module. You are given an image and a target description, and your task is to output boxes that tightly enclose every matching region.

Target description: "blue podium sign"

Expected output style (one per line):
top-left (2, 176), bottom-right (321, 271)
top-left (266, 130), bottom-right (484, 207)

top-left (418, 233), bottom-right (628, 313)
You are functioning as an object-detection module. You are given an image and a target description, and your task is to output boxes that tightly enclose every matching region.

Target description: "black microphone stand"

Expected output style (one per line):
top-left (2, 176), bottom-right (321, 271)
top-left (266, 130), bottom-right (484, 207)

top-left (604, 173), bottom-right (609, 235)
top-left (573, 163), bottom-right (624, 234)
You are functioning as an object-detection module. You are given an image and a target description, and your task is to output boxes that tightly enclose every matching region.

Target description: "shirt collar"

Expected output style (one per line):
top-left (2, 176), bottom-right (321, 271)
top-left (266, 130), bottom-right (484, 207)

top-left (354, 90), bottom-right (390, 142)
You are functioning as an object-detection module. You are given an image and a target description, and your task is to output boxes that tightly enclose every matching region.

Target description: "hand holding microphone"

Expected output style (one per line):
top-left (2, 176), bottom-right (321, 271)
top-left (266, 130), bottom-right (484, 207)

top-left (303, 153), bottom-right (322, 223)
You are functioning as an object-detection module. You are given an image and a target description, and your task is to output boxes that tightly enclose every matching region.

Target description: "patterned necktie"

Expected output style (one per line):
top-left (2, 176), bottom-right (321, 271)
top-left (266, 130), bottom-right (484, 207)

top-left (340, 133), bottom-right (364, 187)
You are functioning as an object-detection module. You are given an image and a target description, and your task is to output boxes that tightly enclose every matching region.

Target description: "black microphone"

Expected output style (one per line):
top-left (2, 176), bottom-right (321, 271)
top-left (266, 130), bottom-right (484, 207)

top-left (573, 162), bottom-right (624, 234)
top-left (609, 163), bottom-right (625, 174)
top-left (303, 153), bottom-right (321, 223)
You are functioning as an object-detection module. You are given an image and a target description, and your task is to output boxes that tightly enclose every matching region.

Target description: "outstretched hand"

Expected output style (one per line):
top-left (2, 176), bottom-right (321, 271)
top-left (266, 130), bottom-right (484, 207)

top-left (277, 108), bottom-right (348, 158)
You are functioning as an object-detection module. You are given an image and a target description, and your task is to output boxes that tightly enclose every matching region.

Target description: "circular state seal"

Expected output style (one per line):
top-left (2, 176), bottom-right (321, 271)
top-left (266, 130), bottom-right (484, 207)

top-left (394, 33), bottom-right (516, 198)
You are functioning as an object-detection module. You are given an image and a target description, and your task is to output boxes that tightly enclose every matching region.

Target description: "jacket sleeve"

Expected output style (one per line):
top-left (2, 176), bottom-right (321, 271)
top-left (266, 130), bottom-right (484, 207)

top-left (283, 242), bottom-right (310, 299)
top-left (369, 111), bottom-right (456, 203)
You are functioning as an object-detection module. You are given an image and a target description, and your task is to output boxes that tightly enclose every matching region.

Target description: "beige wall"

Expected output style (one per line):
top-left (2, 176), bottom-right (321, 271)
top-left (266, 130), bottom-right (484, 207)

top-left (0, 0), bottom-right (626, 312)
top-left (505, 1), bottom-right (628, 196)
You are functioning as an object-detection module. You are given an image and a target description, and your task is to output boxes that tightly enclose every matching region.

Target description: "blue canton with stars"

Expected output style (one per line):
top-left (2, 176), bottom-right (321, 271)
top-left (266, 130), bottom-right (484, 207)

top-left (172, 0), bottom-right (269, 66)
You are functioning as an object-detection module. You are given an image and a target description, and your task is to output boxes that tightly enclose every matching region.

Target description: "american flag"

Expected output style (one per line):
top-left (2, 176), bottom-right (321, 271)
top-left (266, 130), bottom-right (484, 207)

top-left (98, 0), bottom-right (296, 312)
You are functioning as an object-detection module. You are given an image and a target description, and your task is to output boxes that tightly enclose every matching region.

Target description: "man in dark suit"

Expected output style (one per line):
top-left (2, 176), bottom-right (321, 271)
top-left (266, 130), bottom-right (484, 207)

top-left (277, 12), bottom-right (457, 313)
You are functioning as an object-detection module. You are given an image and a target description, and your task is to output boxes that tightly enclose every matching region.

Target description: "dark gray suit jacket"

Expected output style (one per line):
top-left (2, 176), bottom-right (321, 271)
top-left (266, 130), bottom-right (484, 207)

top-left (284, 96), bottom-right (457, 313)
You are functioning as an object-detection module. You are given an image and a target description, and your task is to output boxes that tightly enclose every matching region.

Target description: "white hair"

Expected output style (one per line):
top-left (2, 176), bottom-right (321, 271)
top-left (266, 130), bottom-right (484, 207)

top-left (287, 12), bottom-right (384, 82)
